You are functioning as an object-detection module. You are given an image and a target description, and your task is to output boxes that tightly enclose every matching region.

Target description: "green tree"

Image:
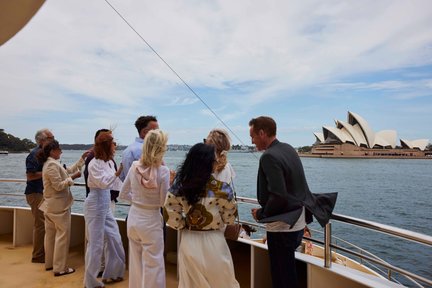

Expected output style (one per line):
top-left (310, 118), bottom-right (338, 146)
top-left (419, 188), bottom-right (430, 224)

top-left (297, 146), bottom-right (312, 153)
top-left (0, 129), bottom-right (36, 152)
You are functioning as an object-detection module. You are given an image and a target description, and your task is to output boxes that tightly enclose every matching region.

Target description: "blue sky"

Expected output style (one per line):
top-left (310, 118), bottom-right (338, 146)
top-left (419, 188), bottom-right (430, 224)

top-left (1, 0), bottom-right (431, 147)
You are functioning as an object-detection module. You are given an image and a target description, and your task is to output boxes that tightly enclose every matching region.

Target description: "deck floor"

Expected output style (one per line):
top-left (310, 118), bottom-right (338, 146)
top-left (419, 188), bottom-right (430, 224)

top-left (0, 234), bottom-right (178, 288)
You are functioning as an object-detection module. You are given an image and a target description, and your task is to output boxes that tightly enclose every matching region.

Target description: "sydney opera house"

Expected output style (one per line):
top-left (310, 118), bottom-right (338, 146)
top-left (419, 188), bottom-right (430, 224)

top-left (309, 111), bottom-right (431, 158)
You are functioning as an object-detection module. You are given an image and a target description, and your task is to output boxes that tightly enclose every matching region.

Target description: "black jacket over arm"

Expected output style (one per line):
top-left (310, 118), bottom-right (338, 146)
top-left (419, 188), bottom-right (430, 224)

top-left (256, 139), bottom-right (337, 227)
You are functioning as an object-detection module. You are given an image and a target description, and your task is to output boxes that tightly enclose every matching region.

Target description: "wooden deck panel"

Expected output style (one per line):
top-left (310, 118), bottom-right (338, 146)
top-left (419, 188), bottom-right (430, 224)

top-left (0, 234), bottom-right (178, 288)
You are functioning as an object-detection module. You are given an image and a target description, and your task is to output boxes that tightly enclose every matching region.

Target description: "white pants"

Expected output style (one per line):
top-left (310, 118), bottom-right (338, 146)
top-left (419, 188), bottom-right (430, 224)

top-left (127, 205), bottom-right (165, 288)
top-left (178, 229), bottom-right (239, 288)
top-left (84, 188), bottom-right (125, 288)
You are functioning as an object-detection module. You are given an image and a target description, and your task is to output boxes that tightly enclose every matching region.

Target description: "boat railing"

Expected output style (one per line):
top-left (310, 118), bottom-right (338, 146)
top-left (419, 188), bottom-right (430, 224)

top-left (236, 195), bottom-right (432, 287)
top-left (1, 179), bottom-right (431, 287)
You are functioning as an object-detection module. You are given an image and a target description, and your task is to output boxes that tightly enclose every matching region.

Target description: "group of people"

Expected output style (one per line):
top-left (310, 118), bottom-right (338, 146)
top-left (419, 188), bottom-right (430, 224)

top-left (25, 115), bottom-right (337, 288)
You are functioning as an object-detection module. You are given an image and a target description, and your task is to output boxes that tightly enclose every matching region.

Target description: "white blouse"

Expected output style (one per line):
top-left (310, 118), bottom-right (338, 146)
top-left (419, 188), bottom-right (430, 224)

top-left (212, 162), bottom-right (236, 184)
top-left (87, 158), bottom-right (122, 191)
top-left (119, 161), bottom-right (170, 208)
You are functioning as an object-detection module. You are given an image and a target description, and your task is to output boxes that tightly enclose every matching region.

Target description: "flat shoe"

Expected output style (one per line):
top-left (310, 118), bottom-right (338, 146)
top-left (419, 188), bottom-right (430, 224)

top-left (54, 267), bottom-right (75, 277)
top-left (31, 258), bottom-right (45, 263)
top-left (97, 270), bottom-right (104, 278)
top-left (45, 267), bottom-right (53, 271)
top-left (102, 277), bottom-right (123, 284)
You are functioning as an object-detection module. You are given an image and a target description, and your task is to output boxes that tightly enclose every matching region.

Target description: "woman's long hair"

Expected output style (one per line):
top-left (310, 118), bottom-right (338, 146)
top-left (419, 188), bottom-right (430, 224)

top-left (141, 129), bottom-right (168, 167)
top-left (94, 131), bottom-right (114, 161)
top-left (205, 128), bottom-right (231, 173)
top-left (174, 143), bottom-right (215, 205)
top-left (36, 140), bottom-right (60, 164)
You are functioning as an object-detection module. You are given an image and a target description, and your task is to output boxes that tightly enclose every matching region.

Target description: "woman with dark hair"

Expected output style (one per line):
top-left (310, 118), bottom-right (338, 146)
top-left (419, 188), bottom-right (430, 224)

top-left (37, 140), bottom-right (88, 276)
top-left (84, 131), bottom-right (125, 288)
top-left (163, 143), bottom-right (240, 288)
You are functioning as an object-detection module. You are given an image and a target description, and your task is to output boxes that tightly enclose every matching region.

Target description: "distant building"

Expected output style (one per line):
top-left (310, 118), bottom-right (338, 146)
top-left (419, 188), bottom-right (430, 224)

top-left (309, 111), bottom-right (430, 158)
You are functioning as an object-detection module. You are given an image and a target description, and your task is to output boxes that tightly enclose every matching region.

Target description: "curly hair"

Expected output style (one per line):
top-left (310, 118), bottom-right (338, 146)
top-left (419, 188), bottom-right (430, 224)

top-left (94, 131), bottom-right (114, 161)
top-left (205, 128), bottom-right (231, 173)
top-left (36, 139), bottom-right (60, 164)
top-left (141, 129), bottom-right (168, 167)
top-left (173, 143), bottom-right (215, 205)
top-left (135, 115), bottom-right (157, 134)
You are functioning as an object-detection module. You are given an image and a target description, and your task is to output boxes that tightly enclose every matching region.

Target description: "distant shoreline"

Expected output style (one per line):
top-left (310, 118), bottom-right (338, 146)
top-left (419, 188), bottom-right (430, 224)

top-left (299, 153), bottom-right (432, 159)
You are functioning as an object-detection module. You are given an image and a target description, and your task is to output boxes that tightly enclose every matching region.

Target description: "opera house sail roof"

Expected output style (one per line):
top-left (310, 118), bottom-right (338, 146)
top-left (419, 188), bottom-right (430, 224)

top-left (314, 111), bottom-right (429, 151)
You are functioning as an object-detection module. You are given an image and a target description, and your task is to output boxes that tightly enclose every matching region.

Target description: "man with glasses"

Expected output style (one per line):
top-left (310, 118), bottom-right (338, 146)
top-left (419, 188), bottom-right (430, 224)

top-left (25, 128), bottom-right (54, 263)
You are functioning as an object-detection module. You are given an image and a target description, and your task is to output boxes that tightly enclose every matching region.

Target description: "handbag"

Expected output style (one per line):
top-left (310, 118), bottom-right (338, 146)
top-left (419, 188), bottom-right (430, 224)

top-left (224, 222), bottom-right (241, 241)
top-left (224, 175), bottom-right (241, 241)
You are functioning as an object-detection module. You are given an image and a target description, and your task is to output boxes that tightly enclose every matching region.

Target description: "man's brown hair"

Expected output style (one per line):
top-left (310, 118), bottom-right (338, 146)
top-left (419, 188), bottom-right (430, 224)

top-left (249, 116), bottom-right (277, 137)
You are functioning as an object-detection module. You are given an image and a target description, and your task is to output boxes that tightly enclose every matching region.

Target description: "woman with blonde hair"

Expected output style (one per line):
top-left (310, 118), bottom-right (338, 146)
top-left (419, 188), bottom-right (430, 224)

top-left (120, 129), bottom-right (170, 288)
top-left (205, 128), bottom-right (235, 184)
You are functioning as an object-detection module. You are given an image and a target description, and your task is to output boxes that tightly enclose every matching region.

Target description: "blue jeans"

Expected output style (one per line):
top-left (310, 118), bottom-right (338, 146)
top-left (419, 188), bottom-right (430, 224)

top-left (267, 230), bottom-right (304, 288)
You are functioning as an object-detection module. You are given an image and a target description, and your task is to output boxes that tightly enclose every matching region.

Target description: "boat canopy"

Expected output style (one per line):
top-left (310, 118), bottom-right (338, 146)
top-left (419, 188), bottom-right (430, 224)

top-left (0, 0), bottom-right (45, 46)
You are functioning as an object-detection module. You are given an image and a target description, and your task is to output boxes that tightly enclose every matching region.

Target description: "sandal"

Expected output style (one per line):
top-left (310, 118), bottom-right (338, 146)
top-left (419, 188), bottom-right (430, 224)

top-left (54, 267), bottom-right (75, 277)
top-left (102, 277), bottom-right (123, 284)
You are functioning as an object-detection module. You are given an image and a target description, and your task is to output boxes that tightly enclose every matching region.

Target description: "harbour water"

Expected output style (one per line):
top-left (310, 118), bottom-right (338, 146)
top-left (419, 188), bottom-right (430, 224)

top-left (1, 150), bottom-right (431, 286)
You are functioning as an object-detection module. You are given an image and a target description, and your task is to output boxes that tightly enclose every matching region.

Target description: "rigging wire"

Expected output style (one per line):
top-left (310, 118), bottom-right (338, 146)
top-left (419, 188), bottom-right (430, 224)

top-left (103, 0), bottom-right (255, 153)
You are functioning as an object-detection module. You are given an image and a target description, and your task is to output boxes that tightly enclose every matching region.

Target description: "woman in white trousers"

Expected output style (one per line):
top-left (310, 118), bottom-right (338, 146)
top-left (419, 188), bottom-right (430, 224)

top-left (85, 131), bottom-right (125, 288)
top-left (120, 129), bottom-right (170, 288)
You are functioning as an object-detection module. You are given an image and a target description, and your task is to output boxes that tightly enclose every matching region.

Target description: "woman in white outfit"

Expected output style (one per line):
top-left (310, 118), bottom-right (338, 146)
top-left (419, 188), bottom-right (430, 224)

top-left (206, 129), bottom-right (254, 240)
top-left (85, 131), bottom-right (125, 288)
top-left (205, 128), bottom-right (235, 183)
top-left (120, 129), bottom-right (170, 288)
top-left (37, 140), bottom-right (88, 276)
top-left (164, 143), bottom-right (240, 288)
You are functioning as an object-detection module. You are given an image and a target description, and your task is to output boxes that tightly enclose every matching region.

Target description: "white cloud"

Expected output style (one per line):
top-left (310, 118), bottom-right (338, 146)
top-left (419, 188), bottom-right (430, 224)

top-left (1, 0), bottom-right (432, 145)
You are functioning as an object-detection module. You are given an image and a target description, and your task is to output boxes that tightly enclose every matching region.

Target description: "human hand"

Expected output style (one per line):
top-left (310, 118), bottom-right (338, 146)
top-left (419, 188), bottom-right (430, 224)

top-left (71, 171), bottom-right (81, 180)
top-left (169, 170), bottom-right (176, 185)
top-left (115, 163), bottom-right (123, 177)
top-left (251, 208), bottom-right (259, 221)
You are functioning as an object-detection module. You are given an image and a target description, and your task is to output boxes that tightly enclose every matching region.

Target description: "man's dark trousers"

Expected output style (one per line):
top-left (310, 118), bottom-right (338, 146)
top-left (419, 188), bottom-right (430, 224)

top-left (267, 230), bottom-right (304, 288)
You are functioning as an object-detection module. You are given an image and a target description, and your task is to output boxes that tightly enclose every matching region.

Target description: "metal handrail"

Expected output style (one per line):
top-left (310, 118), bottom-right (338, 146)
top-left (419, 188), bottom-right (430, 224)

top-left (331, 213), bottom-right (432, 247)
top-left (239, 195), bottom-right (432, 286)
top-left (235, 195), bottom-right (432, 248)
top-left (1, 178), bottom-right (431, 286)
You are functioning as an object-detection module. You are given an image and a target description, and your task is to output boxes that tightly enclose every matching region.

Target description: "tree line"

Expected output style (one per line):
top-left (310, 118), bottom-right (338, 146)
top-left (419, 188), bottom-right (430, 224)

top-left (0, 129), bottom-right (36, 152)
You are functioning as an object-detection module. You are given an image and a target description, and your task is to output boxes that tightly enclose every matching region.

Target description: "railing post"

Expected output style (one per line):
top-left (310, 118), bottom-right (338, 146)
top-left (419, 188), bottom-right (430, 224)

top-left (324, 222), bottom-right (332, 268)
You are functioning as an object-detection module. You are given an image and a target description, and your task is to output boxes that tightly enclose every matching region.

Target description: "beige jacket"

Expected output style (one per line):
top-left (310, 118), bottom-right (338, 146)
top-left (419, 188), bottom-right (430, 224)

top-left (41, 156), bottom-right (84, 214)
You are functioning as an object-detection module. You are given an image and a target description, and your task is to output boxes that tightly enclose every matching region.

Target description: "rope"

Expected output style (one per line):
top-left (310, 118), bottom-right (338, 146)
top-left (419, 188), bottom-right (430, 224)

top-left (103, 0), bottom-right (256, 158)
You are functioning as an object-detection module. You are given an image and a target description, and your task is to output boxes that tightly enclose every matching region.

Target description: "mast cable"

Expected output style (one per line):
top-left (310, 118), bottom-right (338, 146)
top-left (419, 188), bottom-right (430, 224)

top-left (104, 0), bottom-right (253, 153)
